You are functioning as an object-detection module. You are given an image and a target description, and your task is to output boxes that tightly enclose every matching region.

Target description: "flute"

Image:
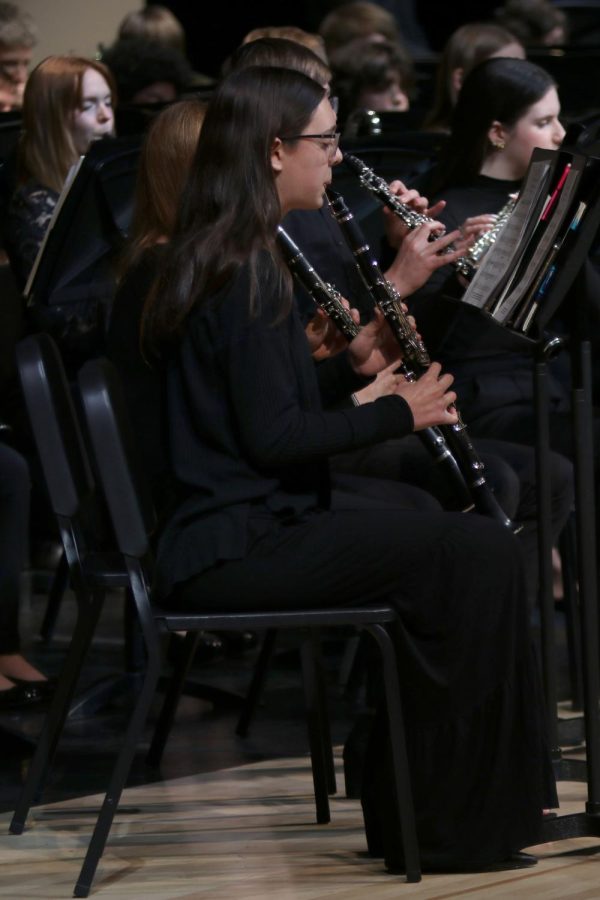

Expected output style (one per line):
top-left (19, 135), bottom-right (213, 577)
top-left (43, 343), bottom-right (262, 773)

top-left (343, 153), bottom-right (515, 280)
top-left (323, 189), bottom-right (518, 532)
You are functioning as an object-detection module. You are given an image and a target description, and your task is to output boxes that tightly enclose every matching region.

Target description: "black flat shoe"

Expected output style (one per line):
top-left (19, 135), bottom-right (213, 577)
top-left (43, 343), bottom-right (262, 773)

top-left (215, 631), bottom-right (258, 657)
top-left (10, 677), bottom-right (57, 701)
top-left (167, 632), bottom-right (224, 666)
top-left (0, 683), bottom-right (46, 712)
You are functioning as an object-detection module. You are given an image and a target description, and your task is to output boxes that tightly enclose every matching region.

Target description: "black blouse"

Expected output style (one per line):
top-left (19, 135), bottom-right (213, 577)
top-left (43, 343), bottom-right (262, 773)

top-left (7, 181), bottom-right (59, 288)
top-left (155, 254), bottom-right (414, 598)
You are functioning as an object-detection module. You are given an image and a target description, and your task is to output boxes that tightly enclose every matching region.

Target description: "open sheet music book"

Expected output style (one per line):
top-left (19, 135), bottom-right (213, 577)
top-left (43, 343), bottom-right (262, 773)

top-left (457, 147), bottom-right (600, 336)
top-left (459, 156), bottom-right (552, 314)
top-left (24, 156), bottom-right (84, 302)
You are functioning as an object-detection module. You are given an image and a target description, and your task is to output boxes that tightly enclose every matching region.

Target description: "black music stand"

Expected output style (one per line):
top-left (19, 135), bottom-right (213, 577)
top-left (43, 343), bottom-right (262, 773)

top-left (441, 152), bottom-right (600, 844)
top-left (25, 135), bottom-right (141, 309)
top-left (24, 136), bottom-right (141, 367)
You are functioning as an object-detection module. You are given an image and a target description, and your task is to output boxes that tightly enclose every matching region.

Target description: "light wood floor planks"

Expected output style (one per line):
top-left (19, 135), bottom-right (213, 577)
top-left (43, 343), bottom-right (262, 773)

top-left (1, 751), bottom-right (600, 899)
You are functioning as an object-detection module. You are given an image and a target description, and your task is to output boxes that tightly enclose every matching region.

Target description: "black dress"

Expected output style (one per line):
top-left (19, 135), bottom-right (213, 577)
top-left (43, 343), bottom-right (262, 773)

top-left (155, 252), bottom-right (556, 870)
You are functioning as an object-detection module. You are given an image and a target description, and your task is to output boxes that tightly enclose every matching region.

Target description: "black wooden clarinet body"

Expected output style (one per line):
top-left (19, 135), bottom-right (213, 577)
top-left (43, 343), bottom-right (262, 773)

top-left (323, 190), bottom-right (517, 531)
top-left (277, 224), bottom-right (473, 512)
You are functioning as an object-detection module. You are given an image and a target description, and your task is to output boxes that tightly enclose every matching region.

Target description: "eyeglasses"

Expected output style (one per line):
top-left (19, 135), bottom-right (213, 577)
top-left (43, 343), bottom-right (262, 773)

top-left (281, 131), bottom-right (341, 159)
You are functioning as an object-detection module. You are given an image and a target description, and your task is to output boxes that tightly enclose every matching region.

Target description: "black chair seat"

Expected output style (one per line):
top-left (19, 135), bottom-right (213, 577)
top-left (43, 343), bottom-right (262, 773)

top-left (157, 604), bottom-right (399, 633)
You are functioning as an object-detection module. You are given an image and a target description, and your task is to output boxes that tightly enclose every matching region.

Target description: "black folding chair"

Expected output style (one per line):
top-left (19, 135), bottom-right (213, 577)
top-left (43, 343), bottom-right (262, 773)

top-left (8, 335), bottom-right (137, 833)
top-left (68, 356), bottom-right (420, 896)
top-left (8, 334), bottom-right (242, 831)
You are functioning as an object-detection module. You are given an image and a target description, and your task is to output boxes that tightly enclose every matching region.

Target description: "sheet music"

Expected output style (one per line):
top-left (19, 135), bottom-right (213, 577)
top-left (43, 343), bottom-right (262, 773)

top-left (492, 164), bottom-right (582, 323)
top-left (459, 160), bottom-right (552, 310)
top-left (24, 155), bottom-right (85, 302)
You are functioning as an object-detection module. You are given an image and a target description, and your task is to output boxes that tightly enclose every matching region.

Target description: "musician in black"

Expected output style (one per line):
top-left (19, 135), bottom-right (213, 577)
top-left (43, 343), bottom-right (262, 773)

top-left (141, 64), bottom-right (556, 872)
top-left (226, 37), bottom-right (574, 605)
top-left (406, 58), bottom-right (594, 469)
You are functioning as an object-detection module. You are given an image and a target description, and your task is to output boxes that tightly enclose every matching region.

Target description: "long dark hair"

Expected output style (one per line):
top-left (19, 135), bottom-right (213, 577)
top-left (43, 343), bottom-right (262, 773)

top-left (120, 97), bottom-right (206, 276)
top-left (142, 66), bottom-right (325, 352)
top-left (424, 23), bottom-right (523, 132)
top-left (427, 57), bottom-right (555, 195)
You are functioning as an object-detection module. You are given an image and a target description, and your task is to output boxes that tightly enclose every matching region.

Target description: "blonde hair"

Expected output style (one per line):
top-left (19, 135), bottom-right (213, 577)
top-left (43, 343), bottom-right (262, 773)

top-left (118, 5), bottom-right (186, 54)
top-left (124, 98), bottom-right (206, 271)
top-left (20, 56), bottom-right (116, 193)
top-left (243, 26), bottom-right (328, 63)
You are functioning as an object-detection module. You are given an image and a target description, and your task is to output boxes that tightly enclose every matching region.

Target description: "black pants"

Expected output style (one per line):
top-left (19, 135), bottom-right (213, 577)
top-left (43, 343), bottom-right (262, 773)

top-left (170, 502), bottom-right (555, 868)
top-left (0, 443), bottom-right (30, 654)
top-left (332, 434), bottom-right (574, 603)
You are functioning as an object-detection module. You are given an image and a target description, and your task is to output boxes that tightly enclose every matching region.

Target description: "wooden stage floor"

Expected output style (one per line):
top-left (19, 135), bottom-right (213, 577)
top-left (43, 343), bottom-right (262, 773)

top-left (1, 750), bottom-right (600, 899)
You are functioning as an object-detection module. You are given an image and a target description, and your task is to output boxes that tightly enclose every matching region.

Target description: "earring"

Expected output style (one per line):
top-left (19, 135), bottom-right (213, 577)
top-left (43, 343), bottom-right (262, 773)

top-left (492, 140), bottom-right (505, 151)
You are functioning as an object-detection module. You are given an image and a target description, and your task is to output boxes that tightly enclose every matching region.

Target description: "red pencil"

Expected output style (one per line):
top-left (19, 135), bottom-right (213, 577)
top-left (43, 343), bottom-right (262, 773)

top-left (540, 162), bottom-right (572, 221)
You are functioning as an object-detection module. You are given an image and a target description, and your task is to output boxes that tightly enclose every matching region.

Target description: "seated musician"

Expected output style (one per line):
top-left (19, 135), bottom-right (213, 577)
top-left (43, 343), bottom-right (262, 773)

top-left (138, 62), bottom-right (556, 873)
top-left (6, 56), bottom-right (115, 288)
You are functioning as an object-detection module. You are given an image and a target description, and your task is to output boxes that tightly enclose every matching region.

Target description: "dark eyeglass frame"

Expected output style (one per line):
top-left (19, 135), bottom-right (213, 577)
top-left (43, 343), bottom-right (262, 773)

top-left (280, 131), bottom-right (341, 154)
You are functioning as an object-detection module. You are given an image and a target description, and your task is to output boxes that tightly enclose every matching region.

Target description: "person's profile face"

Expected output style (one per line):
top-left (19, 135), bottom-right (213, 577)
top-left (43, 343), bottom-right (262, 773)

top-left (273, 95), bottom-right (342, 216)
top-left (356, 74), bottom-right (409, 113)
top-left (0, 44), bottom-right (33, 109)
top-left (71, 68), bottom-right (115, 155)
top-left (498, 87), bottom-right (565, 179)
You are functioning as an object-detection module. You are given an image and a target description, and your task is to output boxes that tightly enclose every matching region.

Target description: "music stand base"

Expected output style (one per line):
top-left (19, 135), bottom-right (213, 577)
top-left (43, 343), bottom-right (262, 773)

top-left (541, 810), bottom-right (600, 842)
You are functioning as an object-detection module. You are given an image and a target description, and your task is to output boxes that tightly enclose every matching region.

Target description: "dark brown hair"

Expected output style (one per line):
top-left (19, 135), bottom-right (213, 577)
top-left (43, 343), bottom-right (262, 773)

top-left (122, 98), bottom-right (207, 273)
top-left (142, 66), bottom-right (325, 353)
top-left (425, 23), bottom-right (524, 132)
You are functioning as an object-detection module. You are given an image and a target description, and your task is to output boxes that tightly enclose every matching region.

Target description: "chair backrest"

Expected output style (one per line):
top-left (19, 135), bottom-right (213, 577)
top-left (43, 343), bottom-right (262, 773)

top-left (77, 358), bottom-right (156, 560)
top-left (16, 333), bottom-right (94, 519)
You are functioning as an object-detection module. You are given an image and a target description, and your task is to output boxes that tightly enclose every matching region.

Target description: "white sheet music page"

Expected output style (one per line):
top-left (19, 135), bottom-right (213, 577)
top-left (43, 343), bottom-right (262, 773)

top-left (24, 155), bottom-right (85, 303)
top-left (492, 164), bottom-right (581, 324)
top-left (459, 160), bottom-right (552, 310)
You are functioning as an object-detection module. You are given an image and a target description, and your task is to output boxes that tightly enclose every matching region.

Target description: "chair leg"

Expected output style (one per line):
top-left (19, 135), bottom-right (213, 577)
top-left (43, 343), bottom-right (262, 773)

top-left (73, 650), bottom-right (161, 898)
top-left (559, 515), bottom-right (583, 711)
top-left (235, 628), bottom-right (277, 737)
top-left (365, 623), bottom-right (421, 883)
top-left (300, 631), bottom-right (331, 824)
top-left (311, 632), bottom-right (336, 796)
top-left (10, 589), bottom-right (104, 834)
top-left (146, 631), bottom-right (200, 767)
top-left (39, 550), bottom-right (70, 643)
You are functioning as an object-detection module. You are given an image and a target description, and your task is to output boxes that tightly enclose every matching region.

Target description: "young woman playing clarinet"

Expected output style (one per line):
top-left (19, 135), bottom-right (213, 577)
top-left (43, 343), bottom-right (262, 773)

top-left (141, 64), bottom-right (556, 873)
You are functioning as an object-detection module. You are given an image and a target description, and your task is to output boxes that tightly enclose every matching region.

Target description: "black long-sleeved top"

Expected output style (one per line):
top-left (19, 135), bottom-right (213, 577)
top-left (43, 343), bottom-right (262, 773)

top-left (155, 253), bottom-right (414, 598)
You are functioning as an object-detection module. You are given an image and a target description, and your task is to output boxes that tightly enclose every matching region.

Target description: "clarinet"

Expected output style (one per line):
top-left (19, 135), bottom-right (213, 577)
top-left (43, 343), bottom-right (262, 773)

top-left (324, 189), bottom-right (518, 532)
top-left (277, 225), bottom-right (473, 512)
top-left (343, 153), bottom-right (514, 280)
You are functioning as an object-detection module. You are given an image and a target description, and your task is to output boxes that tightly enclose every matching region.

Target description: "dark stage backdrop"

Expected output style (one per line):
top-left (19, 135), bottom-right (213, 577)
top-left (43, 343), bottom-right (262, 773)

top-left (160, 1), bottom-right (502, 77)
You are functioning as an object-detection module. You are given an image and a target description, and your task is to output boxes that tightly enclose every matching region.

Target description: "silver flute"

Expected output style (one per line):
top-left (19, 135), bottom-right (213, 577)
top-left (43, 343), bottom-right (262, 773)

top-left (343, 153), bottom-right (515, 279)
